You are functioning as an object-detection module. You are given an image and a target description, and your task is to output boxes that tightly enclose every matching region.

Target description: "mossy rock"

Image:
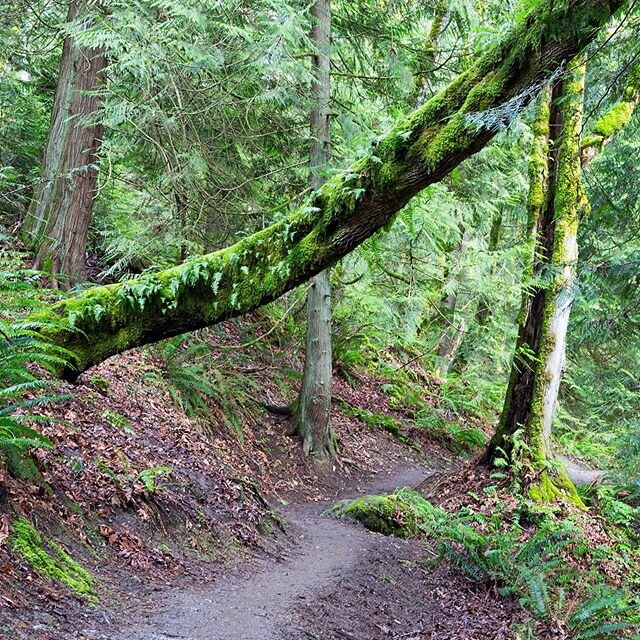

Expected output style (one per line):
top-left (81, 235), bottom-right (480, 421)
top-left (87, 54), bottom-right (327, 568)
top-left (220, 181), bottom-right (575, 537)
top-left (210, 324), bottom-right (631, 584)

top-left (329, 488), bottom-right (435, 538)
top-left (11, 518), bottom-right (96, 600)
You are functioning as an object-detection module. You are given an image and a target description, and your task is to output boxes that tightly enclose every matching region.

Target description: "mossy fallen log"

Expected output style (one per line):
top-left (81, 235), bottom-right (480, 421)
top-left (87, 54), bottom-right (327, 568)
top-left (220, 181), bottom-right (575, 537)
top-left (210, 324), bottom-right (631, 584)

top-left (37, 0), bottom-right (627, 379)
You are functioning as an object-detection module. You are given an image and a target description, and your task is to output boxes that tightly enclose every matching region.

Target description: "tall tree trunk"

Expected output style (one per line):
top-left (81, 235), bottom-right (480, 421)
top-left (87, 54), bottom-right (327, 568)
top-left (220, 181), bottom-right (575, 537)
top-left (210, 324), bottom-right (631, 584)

top-left (24, 0), bottom-right (106, 288)
top-left (475, 209), bottom-right (503, 325)
top-left (293, 0), bottom-right (335, 459)
top-left (435, 227), bottom-right (466, 377)
top-left (484, 52), bottom-right (640, 480)
top-left (482, 56), bottom-right (640, 496)
top-left (35, 0), bottom-right (628, 379)
top-left (483, 63), bottom-right (587, 492)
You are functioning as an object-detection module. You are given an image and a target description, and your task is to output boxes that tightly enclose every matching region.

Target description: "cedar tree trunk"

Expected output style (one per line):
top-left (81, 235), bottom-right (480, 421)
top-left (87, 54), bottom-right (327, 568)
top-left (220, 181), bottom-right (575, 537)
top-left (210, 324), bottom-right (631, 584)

top-left (24, 0), bottom-right (106, 288)
top-left (293, 0), bottom-right (336, 459)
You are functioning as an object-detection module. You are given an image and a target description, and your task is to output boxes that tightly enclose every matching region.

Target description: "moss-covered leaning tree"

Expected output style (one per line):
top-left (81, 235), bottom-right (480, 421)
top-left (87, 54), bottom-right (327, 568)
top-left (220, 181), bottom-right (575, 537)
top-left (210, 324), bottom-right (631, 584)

top-left (35, 0), bottom-right (628, 380)
top-left (483, 56), bottom-right (640, 497)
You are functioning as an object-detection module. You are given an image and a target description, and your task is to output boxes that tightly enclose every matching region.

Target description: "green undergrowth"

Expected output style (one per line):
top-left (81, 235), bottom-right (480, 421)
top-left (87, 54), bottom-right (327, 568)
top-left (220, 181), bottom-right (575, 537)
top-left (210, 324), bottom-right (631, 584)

top-left (147, 332), bottom-right (263, 442)
top-left (0, 243), bottom-right (72, 471)
top-left (360, 361), bottom-right (490, 455)
top-left (335, 399), bottom-right (412, 444)
top-left (331, 486), bottom-right (640, 637)
top-left (11, 518), bottom-right (96, 600)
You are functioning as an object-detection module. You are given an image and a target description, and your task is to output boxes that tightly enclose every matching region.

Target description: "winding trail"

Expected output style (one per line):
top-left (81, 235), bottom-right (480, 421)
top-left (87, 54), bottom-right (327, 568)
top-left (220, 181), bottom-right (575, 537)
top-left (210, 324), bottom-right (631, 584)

top-left (557, 454), bottom-right (608, 485)
top-left (116, 466), bottom-right (430, 640)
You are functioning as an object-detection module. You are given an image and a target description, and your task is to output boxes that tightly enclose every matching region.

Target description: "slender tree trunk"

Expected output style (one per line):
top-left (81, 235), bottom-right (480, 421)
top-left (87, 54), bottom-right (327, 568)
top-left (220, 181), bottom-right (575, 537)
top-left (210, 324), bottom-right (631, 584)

top-left (35, 0), bottom-right (627, 380)
top-left (435, 228), bottom-right (466, 377)
top-left (24, 0), bottom-right (106, 288)
top-left (475, 209), bottom-right (503, 325)
top-left (484, 62), bottom-right (587, 486)
top-left (411, 1), bottom-right (448, 105)
top-left (292, 0), bottom-right (335, 459)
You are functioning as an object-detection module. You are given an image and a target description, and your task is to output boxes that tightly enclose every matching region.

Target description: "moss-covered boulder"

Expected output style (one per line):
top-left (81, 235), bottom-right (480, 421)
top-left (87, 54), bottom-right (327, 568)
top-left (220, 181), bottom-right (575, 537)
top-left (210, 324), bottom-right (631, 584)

top-left (329, 488), bottom-right (435, 537)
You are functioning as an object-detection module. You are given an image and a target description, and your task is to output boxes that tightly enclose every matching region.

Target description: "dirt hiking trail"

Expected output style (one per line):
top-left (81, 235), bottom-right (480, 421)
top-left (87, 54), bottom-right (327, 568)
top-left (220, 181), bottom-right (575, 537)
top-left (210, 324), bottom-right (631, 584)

top-left (113, 462), bottom-right (527, 640)
top-left (114, 466), bottom-right (426, 640)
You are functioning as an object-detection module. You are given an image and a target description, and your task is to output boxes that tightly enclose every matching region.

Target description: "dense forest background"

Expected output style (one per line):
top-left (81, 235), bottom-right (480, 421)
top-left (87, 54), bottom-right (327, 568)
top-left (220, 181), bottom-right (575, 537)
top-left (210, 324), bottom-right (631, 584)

top-left (1, 0), bottom-right (640, 638)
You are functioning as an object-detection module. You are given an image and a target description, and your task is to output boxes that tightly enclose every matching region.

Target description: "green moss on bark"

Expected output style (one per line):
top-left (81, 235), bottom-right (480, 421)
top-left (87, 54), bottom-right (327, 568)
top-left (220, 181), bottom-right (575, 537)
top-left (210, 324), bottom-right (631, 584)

top-left (528, 59), bottom-right (585, 465)
top-left (528, 470), bottom-right (586, 508)
top-left (582, 61), bottom-right (640, 159)
top-left (485, 60), bottom-right (586, 476)
top-left (32, 0), bottom-right (627, 378)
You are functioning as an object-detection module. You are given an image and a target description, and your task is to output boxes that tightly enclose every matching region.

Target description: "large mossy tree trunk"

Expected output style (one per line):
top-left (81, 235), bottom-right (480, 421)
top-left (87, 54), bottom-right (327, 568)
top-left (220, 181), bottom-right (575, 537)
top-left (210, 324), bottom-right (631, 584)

top-left (484, 56), bottom-right (640, 500)
top-left (483, 64), bottom-right (587, 486)
top-left (35, 0), bottom-right (628, 379)
top-left (292, 0), bottom-right (336, 459)
top-left (484, 54), bottom-right (640, 484)
top-left (23, 0), bottom-right (106, 288)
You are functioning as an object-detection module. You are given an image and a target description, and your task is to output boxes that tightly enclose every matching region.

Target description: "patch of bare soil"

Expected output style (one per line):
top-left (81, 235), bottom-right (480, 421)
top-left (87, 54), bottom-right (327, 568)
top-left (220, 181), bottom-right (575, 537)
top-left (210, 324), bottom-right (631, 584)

top-left (284, 541), bottom-right (525, 640)
top-left (104, 465), bottom-right (528, 640)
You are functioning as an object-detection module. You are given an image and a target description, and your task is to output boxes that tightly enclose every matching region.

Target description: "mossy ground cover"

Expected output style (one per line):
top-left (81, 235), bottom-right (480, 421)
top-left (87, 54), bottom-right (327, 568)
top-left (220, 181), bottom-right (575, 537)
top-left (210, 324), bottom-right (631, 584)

top-left (11, 518), bottom-right (96, 600)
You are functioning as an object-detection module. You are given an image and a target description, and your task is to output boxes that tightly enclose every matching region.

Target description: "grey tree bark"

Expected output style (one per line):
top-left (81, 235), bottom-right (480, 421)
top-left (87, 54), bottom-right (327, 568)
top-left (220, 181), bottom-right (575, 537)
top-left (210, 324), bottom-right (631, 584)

top-left (293, 0), bottom-right (336, 459)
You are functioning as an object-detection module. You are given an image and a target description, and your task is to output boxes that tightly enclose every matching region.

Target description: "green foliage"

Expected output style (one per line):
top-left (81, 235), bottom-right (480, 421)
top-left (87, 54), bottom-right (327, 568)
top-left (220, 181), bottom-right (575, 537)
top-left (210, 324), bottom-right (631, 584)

top-left (589, 485), bottom-right (639, 529)
top-left (151, 334), bottom-right (259, 441)
top-left (136, 466), bottom-right (172, 493)
top-left (153, 336), bottom-right (222, 419)
top-left (101, 409), bottom-right (134, 435)
top-left (0, 1), bottom-right (57, 217)
top-left (568, 589), bottom-right (640, 640)
top-left (0, 250), bottom-right (72, 467)
top-left (336, 400), bottom-right (405, 441)
top-left (89, 374), bottom-right (110, 392)
top-left (97, 456), bottom-right (173, 497)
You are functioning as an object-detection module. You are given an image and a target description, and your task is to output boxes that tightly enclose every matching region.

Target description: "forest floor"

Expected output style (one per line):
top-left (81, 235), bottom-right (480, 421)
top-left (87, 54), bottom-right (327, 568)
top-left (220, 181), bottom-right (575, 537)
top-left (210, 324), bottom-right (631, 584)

top-left (0, 296), bottom-right (504, 639)
top-left (0, 235), bottom-right (608, 640)
top-left (111, 463), bottom-right (527, 640)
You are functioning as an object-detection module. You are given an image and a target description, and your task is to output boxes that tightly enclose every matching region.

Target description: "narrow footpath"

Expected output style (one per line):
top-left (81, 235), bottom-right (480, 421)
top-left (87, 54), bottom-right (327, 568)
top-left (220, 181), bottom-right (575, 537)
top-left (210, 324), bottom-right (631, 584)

top-left (115, 465), bottom-right (526, 640)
